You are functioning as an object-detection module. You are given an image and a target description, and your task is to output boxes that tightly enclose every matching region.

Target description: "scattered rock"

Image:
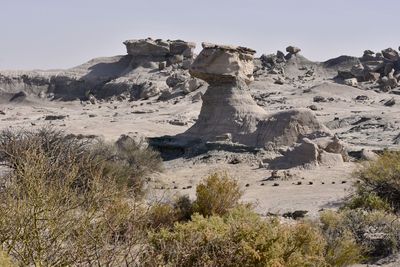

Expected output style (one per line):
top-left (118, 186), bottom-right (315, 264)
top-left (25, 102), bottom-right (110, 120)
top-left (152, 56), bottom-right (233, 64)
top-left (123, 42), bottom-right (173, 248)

top-left (382, 48), bottom-right (399, 61)
top-left (384, 98), bottom-right (396, 106)
top-left (355, 95), bottom-right (369, 101)
top-left (344, 78), bottom-right (358, 87)
top-left (44, 115), bottom-right (67, 120)
top-left (313, 96), bottom-right (326, 103)
top-left (9, 91), bottom-right (27, 102)
top-left (283, 210), bottom-right (308, 220)
top-left (308, 105), bottom-right (318, 111)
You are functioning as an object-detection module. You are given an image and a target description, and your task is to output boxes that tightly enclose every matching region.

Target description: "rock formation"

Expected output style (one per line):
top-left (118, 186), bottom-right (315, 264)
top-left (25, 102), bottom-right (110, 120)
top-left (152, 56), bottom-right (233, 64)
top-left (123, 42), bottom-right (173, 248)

top-left (335, 47), bottom-right (400, 92)
top-left (124, 38), bottom-right (196, 68)
top-left (183, 42), bottom-right (331, 149)
top-left (0, 38), bottom-right (201, 102)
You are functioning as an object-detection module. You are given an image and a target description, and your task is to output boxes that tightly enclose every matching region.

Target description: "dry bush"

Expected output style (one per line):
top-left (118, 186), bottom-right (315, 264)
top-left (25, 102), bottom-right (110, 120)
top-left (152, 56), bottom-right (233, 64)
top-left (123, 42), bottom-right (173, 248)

top-left (146, 207), bottom-right (356, 267)
top-left (320, 209), bottom-right (400, 261)
top-left (90, 136), bottom-right (162, 196)
top-left (148, 195), bottom-right (194, 229)
top-left (319, 210), bottom-right (364, 265)
top-left (0, 128), bottom-right (163, 195)
top-left (193, 172), bottom-right (243, 217)
top-left (0, 250), bottom-right (14, 267)
top-left (0, 128), bottom-right (157, 266)
top-left (352, 151), bottom-right (400, 212)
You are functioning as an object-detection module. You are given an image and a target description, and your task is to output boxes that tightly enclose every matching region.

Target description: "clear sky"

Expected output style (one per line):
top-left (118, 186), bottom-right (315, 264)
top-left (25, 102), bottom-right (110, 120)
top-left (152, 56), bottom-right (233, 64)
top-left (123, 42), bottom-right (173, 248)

top-left (1, 0), bottom-right (399, 70)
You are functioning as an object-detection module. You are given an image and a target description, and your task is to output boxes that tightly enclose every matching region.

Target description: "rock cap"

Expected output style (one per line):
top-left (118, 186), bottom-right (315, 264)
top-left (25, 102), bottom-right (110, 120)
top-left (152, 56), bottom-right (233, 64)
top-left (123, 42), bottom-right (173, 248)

top-left (190, 42), bottom-right (257, 85)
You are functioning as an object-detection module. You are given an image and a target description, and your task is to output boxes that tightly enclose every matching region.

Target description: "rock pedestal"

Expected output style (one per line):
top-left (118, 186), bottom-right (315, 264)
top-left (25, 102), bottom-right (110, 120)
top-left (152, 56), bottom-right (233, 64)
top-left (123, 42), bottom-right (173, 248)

top-left (184, 42), bottom-right (330, 149)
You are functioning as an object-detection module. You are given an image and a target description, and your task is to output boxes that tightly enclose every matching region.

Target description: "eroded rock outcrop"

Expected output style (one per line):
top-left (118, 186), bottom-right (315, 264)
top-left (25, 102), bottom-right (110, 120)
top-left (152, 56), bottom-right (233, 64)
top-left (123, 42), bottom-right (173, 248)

top-left (0, 38), bottom-right (200, 101)
top-left (334, 46), bottom-right (400, 92)
top-left (183, 42), bottom-right (331, 149)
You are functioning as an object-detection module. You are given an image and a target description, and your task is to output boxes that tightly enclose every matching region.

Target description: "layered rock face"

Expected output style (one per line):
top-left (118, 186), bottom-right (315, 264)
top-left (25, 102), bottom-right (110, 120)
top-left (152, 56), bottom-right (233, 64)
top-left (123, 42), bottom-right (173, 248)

top-left (0, 38), bottom-right (200, 101)
top-left (123, 38), bottom-right (195, 68)
top-left (124, 38), bottom-right (195, 59)
top-left (184, 43), bottom-right (330, 149)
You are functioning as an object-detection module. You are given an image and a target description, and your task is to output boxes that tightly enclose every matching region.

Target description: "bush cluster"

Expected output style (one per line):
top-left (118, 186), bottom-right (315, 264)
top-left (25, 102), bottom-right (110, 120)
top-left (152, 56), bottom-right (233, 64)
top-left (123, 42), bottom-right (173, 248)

top-left (2, 127), bottom-right (400, 266)
top-left (0, 128), bottom-right (160, 266)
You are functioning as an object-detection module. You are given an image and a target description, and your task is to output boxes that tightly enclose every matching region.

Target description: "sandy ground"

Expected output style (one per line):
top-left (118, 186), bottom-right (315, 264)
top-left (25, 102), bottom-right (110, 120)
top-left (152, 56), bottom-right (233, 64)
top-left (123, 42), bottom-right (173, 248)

top-left (3, 77), bottom-right (392, 217)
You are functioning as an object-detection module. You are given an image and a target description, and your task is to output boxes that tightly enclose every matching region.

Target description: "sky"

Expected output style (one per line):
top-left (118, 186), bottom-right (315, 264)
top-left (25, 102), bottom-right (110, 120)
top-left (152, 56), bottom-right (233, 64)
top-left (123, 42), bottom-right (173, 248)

top-left (1, 0), bottom-right (399, 70)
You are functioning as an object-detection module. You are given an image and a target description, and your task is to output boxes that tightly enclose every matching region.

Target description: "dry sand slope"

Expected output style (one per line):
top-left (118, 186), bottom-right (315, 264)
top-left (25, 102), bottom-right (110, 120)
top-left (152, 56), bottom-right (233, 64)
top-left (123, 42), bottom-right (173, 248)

top-left (1, 38), bottom-right (400, 218)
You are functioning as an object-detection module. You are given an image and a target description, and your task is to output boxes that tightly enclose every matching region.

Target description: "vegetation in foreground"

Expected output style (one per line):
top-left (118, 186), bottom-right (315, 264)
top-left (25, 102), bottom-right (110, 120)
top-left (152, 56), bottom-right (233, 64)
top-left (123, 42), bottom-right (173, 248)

top-left (0, 128), bottom-right (399, 266)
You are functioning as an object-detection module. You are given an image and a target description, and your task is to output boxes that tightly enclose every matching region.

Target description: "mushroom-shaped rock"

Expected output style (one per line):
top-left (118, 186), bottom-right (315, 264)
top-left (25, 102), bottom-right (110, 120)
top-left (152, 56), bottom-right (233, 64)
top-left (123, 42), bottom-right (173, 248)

top-left (189, 42), bottom-right (256, 85)
top-left (183, 42), bottom-right (330, 149)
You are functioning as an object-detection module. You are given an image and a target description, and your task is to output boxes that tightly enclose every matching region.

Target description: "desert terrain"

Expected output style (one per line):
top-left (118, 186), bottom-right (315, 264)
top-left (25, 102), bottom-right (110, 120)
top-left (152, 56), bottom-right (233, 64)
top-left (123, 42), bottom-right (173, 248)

top-left (1, 39), bottom-right (399, 219)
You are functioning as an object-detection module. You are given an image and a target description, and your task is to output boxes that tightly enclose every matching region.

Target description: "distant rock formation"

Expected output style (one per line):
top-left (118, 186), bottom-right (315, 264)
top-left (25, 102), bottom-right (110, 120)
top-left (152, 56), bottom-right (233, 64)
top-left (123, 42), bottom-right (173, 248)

top-left (334, 47), bottom-right (400, 92)
top-left (183, 42), bottom-right (331, 149)
top-left (124, 38), bottom-right (195, 59)
top-left (0, 38), bottom-right (200, 101)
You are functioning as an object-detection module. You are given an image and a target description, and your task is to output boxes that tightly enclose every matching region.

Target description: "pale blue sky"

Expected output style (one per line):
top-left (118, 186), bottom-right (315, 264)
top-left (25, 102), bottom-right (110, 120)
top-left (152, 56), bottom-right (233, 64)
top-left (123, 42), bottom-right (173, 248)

top-left (1, 0), bottom-right (399, 69)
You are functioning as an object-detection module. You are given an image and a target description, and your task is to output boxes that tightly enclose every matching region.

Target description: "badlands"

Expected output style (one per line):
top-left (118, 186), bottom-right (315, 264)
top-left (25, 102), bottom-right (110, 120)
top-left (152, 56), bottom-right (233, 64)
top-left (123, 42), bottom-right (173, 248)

top-left (1, 37), bottom-right (400, 218)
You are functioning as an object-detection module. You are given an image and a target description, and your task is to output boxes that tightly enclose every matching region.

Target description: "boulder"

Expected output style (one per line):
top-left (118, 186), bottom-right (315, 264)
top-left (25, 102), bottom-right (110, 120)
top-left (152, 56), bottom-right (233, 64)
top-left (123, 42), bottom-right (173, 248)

top-left (167, 54), bottom-right (184, 65)
top-left (178, 78), bottom-right (204, 94)
top-left (284, 138), bottom-right (319, 167)
top-left (364, 72), bottom-right (380, 82)
top-left (363, 60), bottom-right (385, 72)
top-left (124, 38), bottom-right (170, 57)
top-left (286, 46), bottom-right (301, 54)
top-left (362, 50), bottom-right (375, 61)
top-left (318, 151), bottom-right (344, 166)
top-left (337, 70), bottom-right (354, 80)
top-left (169, 40), bottom-right (196, 58)
top-left (277, 50), bottom-right (286, 59)
top-left (166, 72), bottom-right (190, 88)
top-left (360, 149), bottom-right (378, 161)
top-left (344, 78), bottom-right (358, 87)
top-left (384, 62), bottom-right (394, 76)
top-left (324, 135), bottom-right (349, 161)
top-left (351, 64), bottom-right (365, 79)
top-left (189, 42), bottom-right (256, 85)
top-left (379, 76), bottom-right (398, 90)
top-left (382, 48), bottom-right (399, 61)
top-left (139, 81), bottom-right (167, 99)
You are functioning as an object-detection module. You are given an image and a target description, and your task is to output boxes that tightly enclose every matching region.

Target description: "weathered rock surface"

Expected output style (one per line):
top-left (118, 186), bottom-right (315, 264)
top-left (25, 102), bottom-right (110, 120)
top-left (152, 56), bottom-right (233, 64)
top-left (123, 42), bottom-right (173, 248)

top-left (286, 46), bottom-right (301, 55)
top-left (183, 42), bottom-right (330, 149)
top-left (123, 38), bottom-right (195, 59)
top-left (0, 38), bottom-right (199, 101)
top-left (189, 42), bottom-right (256, 85)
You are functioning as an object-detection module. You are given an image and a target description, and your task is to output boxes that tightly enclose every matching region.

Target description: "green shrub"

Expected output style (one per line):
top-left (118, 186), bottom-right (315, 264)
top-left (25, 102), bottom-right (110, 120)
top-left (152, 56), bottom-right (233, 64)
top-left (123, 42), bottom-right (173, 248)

top-left (146, 207), bottom-right (353, 267)
top-left (352, 151), bottom-right (400, 212)
top-left (193, 172), bottom-right (243, 217)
